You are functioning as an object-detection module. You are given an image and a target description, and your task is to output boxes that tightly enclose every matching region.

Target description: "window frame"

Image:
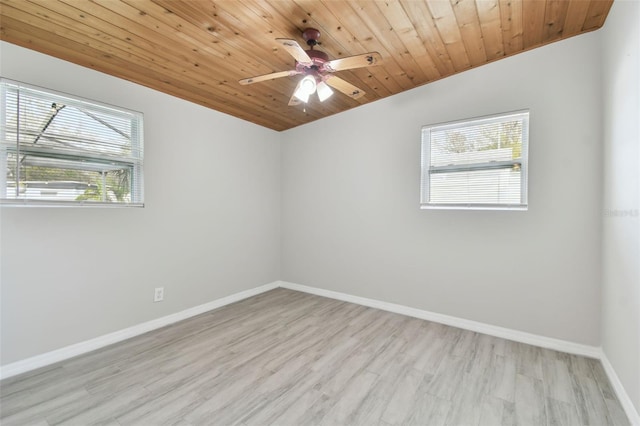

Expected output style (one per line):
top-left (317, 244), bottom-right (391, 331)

top-left (0, 78), bottom-right (144, 208)
top-left (420, 110), bottom-right (529, 211)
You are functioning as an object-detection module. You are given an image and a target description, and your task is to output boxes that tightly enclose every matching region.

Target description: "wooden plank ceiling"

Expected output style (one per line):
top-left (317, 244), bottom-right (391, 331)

top-left (0, 0), bottom-right (612, 131)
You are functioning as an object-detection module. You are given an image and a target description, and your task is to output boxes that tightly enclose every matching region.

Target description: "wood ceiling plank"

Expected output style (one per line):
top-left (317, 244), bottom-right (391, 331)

top-left (126, 0), bottom-right (294, 84)
top-left (450, 0), bottom-right (488, 67)
top-left (543, 0), bottom-right (570, 42)
top-left (522, 0), bottom-right (547, 48)
top-left (425, 0), bottom-right (471, 72)
top-left (475, 0), bottom-right (505, 61)
top-left (319, 0), bottom-right (416, 91)
top-left (141, 0), bottom-right (273, 68)
top-left (140, 0), bottom-right (332, 116)
top-left (0, 0), bottom-right (614, 131)
top-left (373, 0), bottom-right (441, 83)
top-left (562, 0), bottom-right (591, 36)
top-left (114, 0), bottom-right (336, 119)
top-left (498, 0), bottom-right (523, 55)
top-left (351, 0), bottom-right (431, 85)
top-left (399, 0), bottom-right (456, 77)
top-left (20, 0), bottom-right (227, 86)
top-left (98, 0), bottom-right (235, 64)
top-left (290, 0), bottom-right (361, 53)
top-left (88, 0), bottom-right (313, 123)
top-left (582, 0), bottom-right (612, 31)
top-left (19, 0), bottom-right (314, 125)
top-left (237, 0), bottom-right (300, 38)
top-left (51, 0), bottom-right (272, 91)
top-left (0, 16), bottom-right (294, 131)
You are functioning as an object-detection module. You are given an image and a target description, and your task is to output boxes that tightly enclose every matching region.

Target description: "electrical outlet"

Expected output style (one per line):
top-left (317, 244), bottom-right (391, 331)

top-left (154, 287), bottom-right (164, 302)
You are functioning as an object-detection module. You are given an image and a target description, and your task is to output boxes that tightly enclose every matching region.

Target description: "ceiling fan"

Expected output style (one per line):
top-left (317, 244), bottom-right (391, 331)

top-left (239, 28), bottom-right (382, 106)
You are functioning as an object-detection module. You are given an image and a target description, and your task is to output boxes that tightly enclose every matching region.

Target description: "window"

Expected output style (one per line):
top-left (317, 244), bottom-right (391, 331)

top-left (421, 110), bottom-right (529, 210)
top-left (0, 79), bottom-right (143, 206)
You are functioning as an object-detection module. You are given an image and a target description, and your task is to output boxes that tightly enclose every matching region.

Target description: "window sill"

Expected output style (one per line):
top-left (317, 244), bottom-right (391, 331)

top-left (420, 204), bottom-right (528, 211)
top-left (1, 199), bottom-right (144, 208)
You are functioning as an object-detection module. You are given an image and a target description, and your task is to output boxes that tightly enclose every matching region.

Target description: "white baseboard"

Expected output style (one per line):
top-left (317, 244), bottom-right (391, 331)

top-left (0, 281), bottom-right (279, 380)
top-left (277, 281), bottom-right (601, 358)
top-left (600, 351), bottom-right (640, 426)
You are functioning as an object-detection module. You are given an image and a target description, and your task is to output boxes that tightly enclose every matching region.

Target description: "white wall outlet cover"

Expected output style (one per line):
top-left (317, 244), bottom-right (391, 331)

top-left (154, 287), bottom-right (164, 302)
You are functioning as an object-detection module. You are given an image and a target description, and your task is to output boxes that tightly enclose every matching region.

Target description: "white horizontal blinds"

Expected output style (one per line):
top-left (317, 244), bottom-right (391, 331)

top-left (421, 111), bottom-right (528, 209)
top-left (1, 79), bottom-right (143, 205)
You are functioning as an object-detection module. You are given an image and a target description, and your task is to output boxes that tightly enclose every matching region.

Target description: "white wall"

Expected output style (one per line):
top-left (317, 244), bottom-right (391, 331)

top-left (601, 0), bottom-right (640, 415)
top-left (0, 42), bottom-right (281, 364)
top-left (281, 32), bottom-right (603, 345)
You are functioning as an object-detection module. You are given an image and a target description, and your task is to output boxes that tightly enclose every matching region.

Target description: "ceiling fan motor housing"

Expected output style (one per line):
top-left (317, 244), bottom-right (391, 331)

top-left (306, 49), bottom-right (329, 64)
top-left (296, 49), bottom-right (330, 80)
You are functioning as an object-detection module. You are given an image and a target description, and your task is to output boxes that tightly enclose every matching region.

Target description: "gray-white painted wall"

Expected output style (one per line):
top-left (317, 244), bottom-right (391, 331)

top-left (0, 42), bottom-right (282, 364)
top-left (601, 0), bottom-right (640, 414)
top-left (281, 31), bottom-right (604, 346)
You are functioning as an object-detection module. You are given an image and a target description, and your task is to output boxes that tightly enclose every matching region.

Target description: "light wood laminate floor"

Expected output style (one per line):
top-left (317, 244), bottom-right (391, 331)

top-left (0, 288), bottom-right (630, 426)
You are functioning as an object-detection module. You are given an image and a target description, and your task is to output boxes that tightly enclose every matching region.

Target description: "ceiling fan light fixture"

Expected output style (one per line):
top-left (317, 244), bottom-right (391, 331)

top-left (294, 75), bottom-right (317, 102)
top-left (294, 90), bottom-right (310, 103)
top-left (316, 81), bottom-right (334, 102)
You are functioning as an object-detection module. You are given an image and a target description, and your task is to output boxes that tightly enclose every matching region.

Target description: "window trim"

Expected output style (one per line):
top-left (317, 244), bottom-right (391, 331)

top-left (420, 110), bottom-right (529, 211)
top-left (0, 78), bottom-right (144, 208)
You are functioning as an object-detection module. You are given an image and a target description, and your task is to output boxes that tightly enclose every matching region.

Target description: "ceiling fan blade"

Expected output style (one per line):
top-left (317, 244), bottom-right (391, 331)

top-left (288, 93), bottom-right (303, 106)
top-left (288, 78), bottom-right (304, 106)
top-left (325, 52), bottom-right (382, 72)
top-left (324, 76), bottom-right (366, 100)
top-left (238, 70), bottom-right (299, 85)
top-left (276, 38), bottom-right (313, 65)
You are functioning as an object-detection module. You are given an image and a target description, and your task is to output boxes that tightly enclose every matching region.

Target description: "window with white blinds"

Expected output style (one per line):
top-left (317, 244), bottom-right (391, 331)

top-left (0, 79), bottom-right (143, 206)
top-left (421, 111), bottom-right (529, 210)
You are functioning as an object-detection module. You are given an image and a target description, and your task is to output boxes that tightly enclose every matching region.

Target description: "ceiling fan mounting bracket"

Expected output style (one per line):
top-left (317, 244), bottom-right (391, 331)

top-left (302, 28), bottom-right (321, 47)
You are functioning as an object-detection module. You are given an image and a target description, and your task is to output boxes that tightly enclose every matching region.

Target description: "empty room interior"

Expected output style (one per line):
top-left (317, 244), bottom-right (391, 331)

top-left (0, 0), bottom-right (639, 425)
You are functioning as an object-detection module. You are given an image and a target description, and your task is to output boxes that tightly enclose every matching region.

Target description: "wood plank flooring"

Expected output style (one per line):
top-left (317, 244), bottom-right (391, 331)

top-left (0, 288), bottom-right (630, 426)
